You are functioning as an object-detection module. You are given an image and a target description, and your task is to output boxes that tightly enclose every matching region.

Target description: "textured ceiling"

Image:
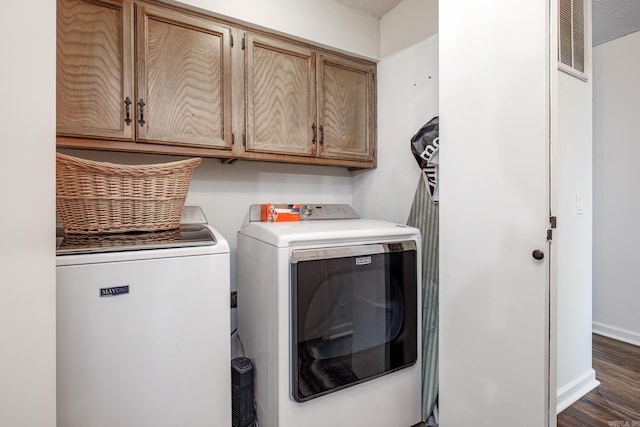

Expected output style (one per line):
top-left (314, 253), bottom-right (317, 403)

top-left (333, 0), bottom-right (640, 46)
top-left (333, 0), bottom-right (403, 18)
top-left (592, 0), bottom-right (640, 45)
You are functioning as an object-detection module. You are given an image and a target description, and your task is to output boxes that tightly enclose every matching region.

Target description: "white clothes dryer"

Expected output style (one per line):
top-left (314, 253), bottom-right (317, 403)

top-left (237, 204), bottom-right (422, 427)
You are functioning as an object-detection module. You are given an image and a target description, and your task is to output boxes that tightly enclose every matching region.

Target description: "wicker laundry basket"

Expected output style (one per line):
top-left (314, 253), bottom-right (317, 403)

top-left (56, 152), bottom-right (201, 235)
top-left (59, 228), bottom-right (184, 250)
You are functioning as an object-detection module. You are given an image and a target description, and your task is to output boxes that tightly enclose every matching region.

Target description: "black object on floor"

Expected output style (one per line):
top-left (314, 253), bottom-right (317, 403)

top-left (231, 357), bottom-right (255, 427)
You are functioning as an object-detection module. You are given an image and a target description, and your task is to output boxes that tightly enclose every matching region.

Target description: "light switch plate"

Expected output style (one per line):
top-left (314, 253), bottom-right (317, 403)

top-left (576, 194), bottom-right (584, 215)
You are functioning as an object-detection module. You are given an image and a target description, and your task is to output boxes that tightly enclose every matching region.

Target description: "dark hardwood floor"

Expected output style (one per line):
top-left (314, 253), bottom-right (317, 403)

top-left (557, 333), bottom-right (640, 427)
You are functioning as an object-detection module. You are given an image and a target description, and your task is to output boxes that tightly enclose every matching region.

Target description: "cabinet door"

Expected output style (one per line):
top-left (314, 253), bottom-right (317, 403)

top-left (57, 0), bottom-right (134, 140)
top-left (136, 3), bottom-right (232, 149)
top-left (245, 34), bottom-right (316, 156)
top-left (317, 54), bottom-right (375, 162)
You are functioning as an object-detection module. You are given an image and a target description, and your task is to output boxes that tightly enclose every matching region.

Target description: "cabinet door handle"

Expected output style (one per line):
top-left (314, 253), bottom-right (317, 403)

top-left (124, 97), bottom-right (132, 126)
top-left (138, 98), bottom-right (146, 126)
top-left (312, 123), bottom-right (317, 144)
top-left (319, 125), bottom-right (324, 145)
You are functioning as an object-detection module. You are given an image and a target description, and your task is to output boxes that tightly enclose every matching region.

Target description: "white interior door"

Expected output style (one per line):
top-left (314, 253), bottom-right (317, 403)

top-left (439, 1), bottom-right (553, 426)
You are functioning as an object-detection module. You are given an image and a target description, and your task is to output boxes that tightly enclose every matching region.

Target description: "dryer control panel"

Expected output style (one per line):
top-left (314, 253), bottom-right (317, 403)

top-left (247, 204), bottom-right (359, 222)
top-left (298, 204), bottom-right (360, 220)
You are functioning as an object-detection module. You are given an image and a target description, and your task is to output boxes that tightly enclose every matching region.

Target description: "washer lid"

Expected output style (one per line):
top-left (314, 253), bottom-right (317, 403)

top-left (56, 224), bottom-right (217, 256)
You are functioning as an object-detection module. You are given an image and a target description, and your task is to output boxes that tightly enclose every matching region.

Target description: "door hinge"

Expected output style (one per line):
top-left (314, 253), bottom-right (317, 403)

top-left (242, 37), bottom-right (245, 50)
top-left (242, 134), bottom-right (246, 147)
top-left (232, 133), bottom-right (235, 145)
top-left (231, 35), bottom-right (234, 48)
top-left (547, 216), bottom-right (557, 240)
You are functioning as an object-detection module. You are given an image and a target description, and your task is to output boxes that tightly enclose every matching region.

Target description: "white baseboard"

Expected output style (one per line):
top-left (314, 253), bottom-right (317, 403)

top-left (593, 322), bottom-right (640, 347)
top-left (556, 369), bottom-right (600, 414)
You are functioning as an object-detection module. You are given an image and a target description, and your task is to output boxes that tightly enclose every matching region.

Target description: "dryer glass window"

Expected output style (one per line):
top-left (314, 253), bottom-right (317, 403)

top-left (291, 241), bottom-right (417, 402)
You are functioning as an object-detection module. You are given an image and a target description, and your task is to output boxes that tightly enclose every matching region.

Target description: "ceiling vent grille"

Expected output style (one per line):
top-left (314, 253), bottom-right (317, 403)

top-left (558, 0), bottom-right (587, 80)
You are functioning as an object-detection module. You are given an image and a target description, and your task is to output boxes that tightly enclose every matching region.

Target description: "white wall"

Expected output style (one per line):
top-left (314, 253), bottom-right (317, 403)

top-left (554, 69), bottom-right (598, 412)
top-left (0, 1), bottom-right (57, 426)
top-left (552, 0), bottom-right (597, 413)
top-left (353, 0), bottom-right (439, 223)
top-left (169, 0), bottom-right (380, 59)
top-left (592, 30), bottom-right (640, 346)
top-left (379, 0), bottom-right (438, 58)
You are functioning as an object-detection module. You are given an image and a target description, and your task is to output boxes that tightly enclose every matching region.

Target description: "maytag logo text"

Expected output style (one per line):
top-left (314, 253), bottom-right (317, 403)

top-left (100, 285), bottom-right (130, 297)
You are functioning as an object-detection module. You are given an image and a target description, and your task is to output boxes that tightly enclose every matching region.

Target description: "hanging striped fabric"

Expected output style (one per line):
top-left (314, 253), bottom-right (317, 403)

top-left (407, 172), bottom-right (439, 423)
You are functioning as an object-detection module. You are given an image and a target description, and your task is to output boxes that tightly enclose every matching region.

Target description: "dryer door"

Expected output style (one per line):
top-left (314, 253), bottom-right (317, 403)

top-left (290, 241), bottom-right (418, 402)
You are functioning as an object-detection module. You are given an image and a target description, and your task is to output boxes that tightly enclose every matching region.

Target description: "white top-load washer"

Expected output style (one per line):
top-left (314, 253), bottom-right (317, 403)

top-left (237, 204), bottom-right (422, 427)
top-left (56, 207), bottom-right (231, 427)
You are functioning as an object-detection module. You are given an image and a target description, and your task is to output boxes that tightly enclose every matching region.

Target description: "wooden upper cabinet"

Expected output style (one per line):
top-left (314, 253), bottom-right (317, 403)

top-left (56, 0), bottom-right (135, 140)
top-left (317, 54), bottom-right (375, 162)
top-left (136, 3), bottom-right (232, 149)
top-left (245, 33), bottom-right (316, 156)
top-left (244, 33), bottom-right (375, 166)
top-left (56, 0), bottom-right (376, 168)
